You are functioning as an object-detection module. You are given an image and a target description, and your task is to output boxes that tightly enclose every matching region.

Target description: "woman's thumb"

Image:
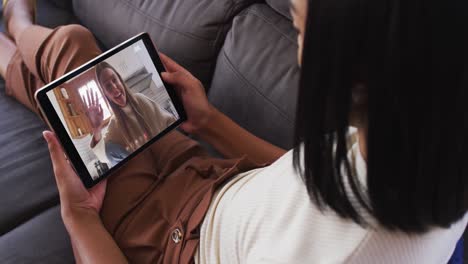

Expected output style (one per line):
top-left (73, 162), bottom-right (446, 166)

top-left (43, 131), bottom-right (69, 181)
top-left (43, 130), bottom-right (54, 141)
top-left (162, 71), bottom-right (190, 90)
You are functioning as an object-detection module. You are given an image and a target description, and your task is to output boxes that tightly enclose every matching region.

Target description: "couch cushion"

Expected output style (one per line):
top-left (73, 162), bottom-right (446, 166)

top-left (0, 78), bottom-right (60, 235)
top-left (209, 4), bottom-right (300, 149)
top-left (41, 0), bottom-right (73, 14)
top-left (0, 0), bottom-right (79, 235)
top-left (36, 0), bottom-right (78, 28)
top-left (0, 206), bottom-right (73, 264)
top-left (266, 0), bottom-right (293, 20)
top-left (0, 1), bottom-right (76, 261)
top-left (72, 0), bottom-right (258, 88)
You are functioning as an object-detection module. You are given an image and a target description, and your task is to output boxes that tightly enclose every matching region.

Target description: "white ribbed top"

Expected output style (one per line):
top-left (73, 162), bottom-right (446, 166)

top-left (194, 142), bottom-right (467, 263)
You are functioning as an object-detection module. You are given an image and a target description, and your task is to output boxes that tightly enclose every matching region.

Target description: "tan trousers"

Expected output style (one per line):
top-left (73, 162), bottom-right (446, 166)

top-left (5, 24), bottom-right (260, 263)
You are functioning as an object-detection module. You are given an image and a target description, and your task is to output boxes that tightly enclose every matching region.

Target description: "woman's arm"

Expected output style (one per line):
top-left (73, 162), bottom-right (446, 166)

top-left (43, 131), bottom-right (127, 263)
top-left (160, 54), bottom-right (286, 164)
top-left (65, 210), bottom-right (128, 264)
top-left (71, 238), bottom-right (82, 264)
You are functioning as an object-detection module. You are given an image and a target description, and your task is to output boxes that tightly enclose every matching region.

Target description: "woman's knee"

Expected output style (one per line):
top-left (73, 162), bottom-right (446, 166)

top-left (52, 24), bottom-right (100, 61)
top-left (42, 24), bottom-right (101, 81)
top-left (54, 24), bottom-right (96, 46)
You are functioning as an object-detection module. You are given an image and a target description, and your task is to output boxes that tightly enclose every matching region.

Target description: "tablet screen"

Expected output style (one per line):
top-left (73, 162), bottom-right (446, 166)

top-left (45, 40), bottom-right (179, 181)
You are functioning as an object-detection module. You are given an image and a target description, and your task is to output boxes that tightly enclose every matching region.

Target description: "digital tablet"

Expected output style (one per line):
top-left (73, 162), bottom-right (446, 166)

top-left (35, 33), bottom-right (186, 188)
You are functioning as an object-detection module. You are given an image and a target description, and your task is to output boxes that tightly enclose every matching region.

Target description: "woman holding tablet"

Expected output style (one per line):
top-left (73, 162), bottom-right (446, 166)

top-left (1, 0), bottom-right (467, 263)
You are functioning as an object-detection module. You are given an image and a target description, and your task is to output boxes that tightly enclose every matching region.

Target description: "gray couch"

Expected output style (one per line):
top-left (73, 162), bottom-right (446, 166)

top-left (0, 0), bottom-right (299, 262)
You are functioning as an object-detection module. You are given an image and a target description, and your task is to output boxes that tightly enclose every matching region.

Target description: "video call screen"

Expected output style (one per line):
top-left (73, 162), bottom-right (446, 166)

top-left (46, 40), bottom-right (179, 180)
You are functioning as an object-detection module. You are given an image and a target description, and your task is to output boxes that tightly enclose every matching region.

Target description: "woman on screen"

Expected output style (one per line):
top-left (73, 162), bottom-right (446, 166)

top-left (84, 62), bottom-right (176, 164)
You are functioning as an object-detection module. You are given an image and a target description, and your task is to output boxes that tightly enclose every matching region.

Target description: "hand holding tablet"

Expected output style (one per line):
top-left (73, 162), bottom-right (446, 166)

top-left (159, 54), bottom-right (215, 135)
top-left (35, 33), bottom-right (186, 188)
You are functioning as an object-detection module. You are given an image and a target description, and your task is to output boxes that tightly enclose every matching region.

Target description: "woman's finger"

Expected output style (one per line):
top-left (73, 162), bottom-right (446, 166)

top-left (92, 90), bottom-right (97, 106)
top-left (159, 53), bottom-right (186, 73)
top-left (87, 89), bottom-right (92, 108)
top-left (161, 71), bottom-right (191, 87)
top-left (43, 131), bottom-right (72, 187)
top-left (94, 91), bottom-right (100, 107)
top-left (81, 95), bottom-right (87, 108)
top-left (161, 72), bottom-right (189, 94)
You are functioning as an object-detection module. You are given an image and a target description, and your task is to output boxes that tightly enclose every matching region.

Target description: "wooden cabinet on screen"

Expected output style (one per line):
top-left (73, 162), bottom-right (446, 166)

top-left (53, 87), bottom-right (92, 139)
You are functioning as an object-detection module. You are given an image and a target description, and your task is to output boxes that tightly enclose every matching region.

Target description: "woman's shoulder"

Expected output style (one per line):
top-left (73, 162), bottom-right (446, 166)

top-left (133, 93), bottom-right (156, 105)
top-left (132, 92), bottom-right (149, 100)
top-left (132, 93), bottom-right (165, 112)
top-left (200, 148), bottom-right (371, 262)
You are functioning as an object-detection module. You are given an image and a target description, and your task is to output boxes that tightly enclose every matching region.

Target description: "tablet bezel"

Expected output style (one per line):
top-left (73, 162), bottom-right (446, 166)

top-left (35, 32), bottom-right (187, 188)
